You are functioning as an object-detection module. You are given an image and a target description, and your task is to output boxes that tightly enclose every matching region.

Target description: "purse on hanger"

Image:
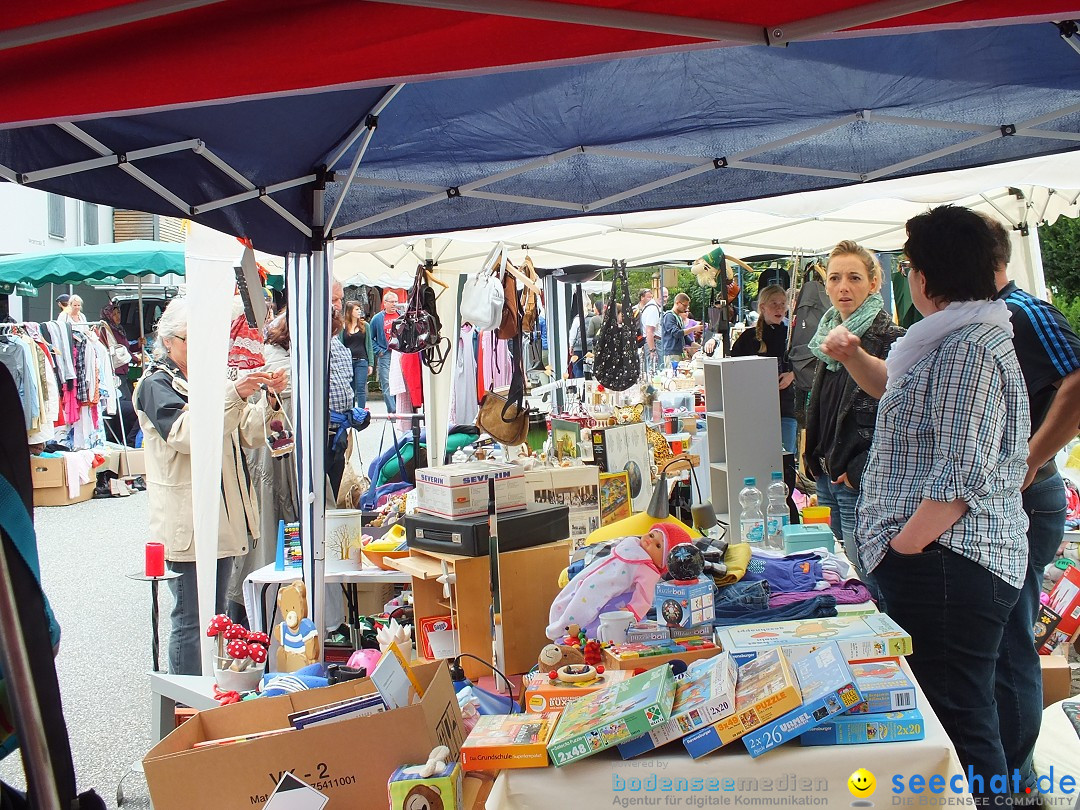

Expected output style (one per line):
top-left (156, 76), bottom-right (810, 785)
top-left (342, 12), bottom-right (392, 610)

top-left (592, 261), bottom-right (641, 391)
top-left (460, 251), bottom-right (505, 332)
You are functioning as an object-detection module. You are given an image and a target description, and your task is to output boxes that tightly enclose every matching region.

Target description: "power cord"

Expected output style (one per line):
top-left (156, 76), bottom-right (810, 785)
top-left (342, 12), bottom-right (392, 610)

top-left (449, 653), bottom-right (518, 707)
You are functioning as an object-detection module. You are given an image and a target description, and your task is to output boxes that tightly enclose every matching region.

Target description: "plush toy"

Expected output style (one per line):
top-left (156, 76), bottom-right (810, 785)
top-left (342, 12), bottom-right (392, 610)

top-left (538, 643), bottom-right (585, 672)
top-left (545, 523), bottom-right (691, 639)
top-left (388, 746), bottom-right (461, 810)
top-left (692, 247), bottom-right (726, 288)
top-left (272, 580), bottom-right (320, 672)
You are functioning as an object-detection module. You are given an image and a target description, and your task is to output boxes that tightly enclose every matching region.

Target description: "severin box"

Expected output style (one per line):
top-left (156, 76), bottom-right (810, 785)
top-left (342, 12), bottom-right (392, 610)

top-left (415, 461), bottom-right (526, 519)
top-left (1042, 565), bottom-right (1080, 652)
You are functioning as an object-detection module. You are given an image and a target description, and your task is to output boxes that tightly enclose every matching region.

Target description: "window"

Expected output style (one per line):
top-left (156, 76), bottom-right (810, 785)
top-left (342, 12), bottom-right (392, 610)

top-left (83, 203), bottom-right (99, 245)
top-left (47, 193), bottom-right (66, 238)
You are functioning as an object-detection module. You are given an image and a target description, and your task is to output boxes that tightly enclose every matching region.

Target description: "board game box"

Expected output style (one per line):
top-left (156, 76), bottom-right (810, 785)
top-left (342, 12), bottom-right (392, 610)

top-left (461, 712), bottom-right (559, 769)
top-left (714, 613), bottom-right (912, 661)
top-left (617, 653), bottom-right (737, 758)
top-left (547, 665), bottom-right (676, 766)
top-left (799, 709), bottom-right (926, 746)
top-left (682, 647), bottom-right (802, 759)
top-left (522, 668), bottom-right (634, 713)
top-left (741, 642), bottom-right (862, 757)
top-left (846, 659), bottom-right (917, 714)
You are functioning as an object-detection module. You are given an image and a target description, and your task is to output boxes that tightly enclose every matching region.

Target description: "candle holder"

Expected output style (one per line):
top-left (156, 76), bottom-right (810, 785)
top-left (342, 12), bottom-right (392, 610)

top-left (126, 570), bottom-right (181, 673)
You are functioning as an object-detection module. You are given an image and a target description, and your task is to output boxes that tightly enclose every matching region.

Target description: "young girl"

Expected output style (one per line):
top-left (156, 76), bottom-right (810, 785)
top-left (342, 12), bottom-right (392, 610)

top-left (341, 300), bottom-right (371, 409)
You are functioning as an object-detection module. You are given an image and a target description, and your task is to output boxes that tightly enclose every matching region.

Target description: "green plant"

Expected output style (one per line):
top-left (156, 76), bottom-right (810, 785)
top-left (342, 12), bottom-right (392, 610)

top-left (1053, 294), bottom-right (1080, 337)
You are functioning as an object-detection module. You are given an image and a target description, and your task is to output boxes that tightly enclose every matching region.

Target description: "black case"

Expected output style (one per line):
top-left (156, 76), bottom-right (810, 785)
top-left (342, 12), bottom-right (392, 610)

top-left (404, 505), bottom-right (570, 557)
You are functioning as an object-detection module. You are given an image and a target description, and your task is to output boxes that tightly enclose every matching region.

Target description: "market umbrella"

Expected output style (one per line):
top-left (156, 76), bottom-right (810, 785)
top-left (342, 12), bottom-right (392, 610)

top-left (0, 240), bottom-right (185, 286)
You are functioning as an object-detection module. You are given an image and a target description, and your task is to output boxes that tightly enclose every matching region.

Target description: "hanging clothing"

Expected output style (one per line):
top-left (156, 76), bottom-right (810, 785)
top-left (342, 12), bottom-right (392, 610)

top-left (450, 326), bottom-right (479, 426)
top-left (480, 331), bottom-right (513, 392)
top-left (0, 340), bottom-right (34, 429)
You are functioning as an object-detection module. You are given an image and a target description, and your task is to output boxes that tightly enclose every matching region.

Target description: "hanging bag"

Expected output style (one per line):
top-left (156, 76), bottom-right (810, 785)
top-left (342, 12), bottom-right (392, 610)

top-left (335, 429), bottom-right (370, 509)
top-left (495, 258), bottom-right (521, 340)
top-left (519, 257), bottom-right (540, 333)
top-left (460, 251), bottom-right (505, 332)
top-left (389, 265), bottom-right (450, 373)
top-left (593, 262), bottom-right (641, 391)
top-left (476, 310), bottom-right (530, 445)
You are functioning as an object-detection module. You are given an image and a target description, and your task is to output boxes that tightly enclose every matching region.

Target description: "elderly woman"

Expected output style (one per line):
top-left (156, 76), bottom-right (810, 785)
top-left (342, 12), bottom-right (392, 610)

top-left (824, 206), bottom-right (1029, 799)
top-left (135, 297), bottom-right (286, 675)
top-left (58, 294), bottom-right (86, 324)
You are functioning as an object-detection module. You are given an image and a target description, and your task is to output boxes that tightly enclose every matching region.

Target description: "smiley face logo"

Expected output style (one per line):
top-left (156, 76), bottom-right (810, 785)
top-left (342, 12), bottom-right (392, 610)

top-left (848, 768), bottom-right (876, 799)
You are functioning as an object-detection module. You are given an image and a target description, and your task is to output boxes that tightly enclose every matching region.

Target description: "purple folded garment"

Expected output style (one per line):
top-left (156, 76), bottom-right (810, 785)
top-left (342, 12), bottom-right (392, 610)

top-left (769, 579), bottom-right (873, 608)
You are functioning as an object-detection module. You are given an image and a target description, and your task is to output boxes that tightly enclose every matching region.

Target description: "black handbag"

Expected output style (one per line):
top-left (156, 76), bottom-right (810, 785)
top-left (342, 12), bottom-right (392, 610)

top-left (389, 264), bottom-right (450, 373)
top-left (593, 261), bottom-right (640, 391)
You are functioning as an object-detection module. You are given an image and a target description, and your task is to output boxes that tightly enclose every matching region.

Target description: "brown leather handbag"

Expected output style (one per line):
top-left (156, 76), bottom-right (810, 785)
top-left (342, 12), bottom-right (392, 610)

top-left (495, 257), bottom-right (520, 340)
top-left (519, 256), bottom-right (540, 333)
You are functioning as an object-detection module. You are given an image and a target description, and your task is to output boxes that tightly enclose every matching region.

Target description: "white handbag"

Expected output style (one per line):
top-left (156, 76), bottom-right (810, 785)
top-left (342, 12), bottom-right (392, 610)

top-left (460, 251), bottom-right (505, 331)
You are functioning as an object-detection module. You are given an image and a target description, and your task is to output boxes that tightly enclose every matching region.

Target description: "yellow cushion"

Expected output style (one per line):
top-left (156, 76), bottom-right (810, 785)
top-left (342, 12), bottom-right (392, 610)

top-left (584, 512), bottom-right (702, 546)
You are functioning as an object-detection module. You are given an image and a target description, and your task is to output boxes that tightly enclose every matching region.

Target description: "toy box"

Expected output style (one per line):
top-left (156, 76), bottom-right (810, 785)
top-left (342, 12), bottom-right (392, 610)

top-left (522, 668), bottom-right (634, 713)
top-left (741, 642), bottom-right (862, 757)
top-left (603, 635), bottom-right (720, 671)
top-left (547, 665), bottom-right (676, 766)
top-left (617, 653), bottom-right (737, 758)
top-left (415, 461), bottom-right (526, 519)
top-left (683, 648), bottom-right (802, 759)
top-left (1042, 565), bottom-right (1080, 652)
top-left (781, 523), bottom-right (835, 554)
top-left (800, 709), bottom-right (926, 746)
top-left (655, 576), bottom-right (715, 629)
top-left (714, 613), bottom-right (912, 662)
top-left (846, 659), bottom-right (917, 714)
top-left (460, 712), bottom-right (559, 770)
top-left (388, 760), bottom-right (462, 810)
top-left (625, 621), bottom-right (671, 644)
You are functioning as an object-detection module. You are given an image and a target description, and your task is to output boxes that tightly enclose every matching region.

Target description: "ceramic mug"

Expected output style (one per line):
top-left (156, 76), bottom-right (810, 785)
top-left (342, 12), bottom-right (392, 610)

top-left (596, 610), bottom-right (634, 645)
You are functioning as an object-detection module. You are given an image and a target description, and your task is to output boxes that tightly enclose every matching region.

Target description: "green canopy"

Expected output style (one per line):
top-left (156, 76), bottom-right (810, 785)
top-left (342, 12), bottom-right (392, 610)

top-left (0, 240), bottom-right (185, 287)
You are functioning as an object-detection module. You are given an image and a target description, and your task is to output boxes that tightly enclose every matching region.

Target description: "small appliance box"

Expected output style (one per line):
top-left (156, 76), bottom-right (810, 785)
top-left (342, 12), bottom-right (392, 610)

top-left (404, 505), bottom-right (569, 557)
top-left (617, 653), bottom-right (736, 758)
top-left (522, 668), bottom-right (634, 713)
top-left (800, 709), bottom-right (926, 746)
top-left (415, 461), bottom-right (526, 519)
top-left (846, 659), bottom-right (917, 714)
top-left (460, 712), bottom-right (560, 770)
top-left (741, 642), bottom-right (862, 757)
top-left (546, 665), bottom-right (676, 767)
top-left (143, 661), bottom-right (464, 810)
top-left (1042, 565), bottom-right (1080, 652)
top-left (655, 576), bottom-right (716, 629)
top-left (714, 613), bottom-right (912, 663)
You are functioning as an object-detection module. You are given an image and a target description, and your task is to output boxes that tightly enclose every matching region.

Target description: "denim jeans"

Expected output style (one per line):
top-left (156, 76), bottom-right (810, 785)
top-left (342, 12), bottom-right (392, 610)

top-left (712, 594), bottom-right (837, 627)
top-left (714, 580), bottom-right (770, 614)
top-left (375, 351), bottom-right (395, 412)
top-left (780, 418), bottom-right (798, 455)
top-left (351, 359), bottom-right (369, 409)
top-left (995, 472), bottom-right (1067, 787)
top-left (167, 557), bottom-right (234, 675)
top-left (814, 474), bottom-right (882, 596)
top-left (875, 543), bottom-right (1019, 798)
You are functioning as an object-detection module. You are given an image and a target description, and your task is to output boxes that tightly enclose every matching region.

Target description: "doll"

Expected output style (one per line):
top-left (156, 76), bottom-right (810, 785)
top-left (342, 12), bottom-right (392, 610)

top-left (545, 523), bottom-right (690, 640)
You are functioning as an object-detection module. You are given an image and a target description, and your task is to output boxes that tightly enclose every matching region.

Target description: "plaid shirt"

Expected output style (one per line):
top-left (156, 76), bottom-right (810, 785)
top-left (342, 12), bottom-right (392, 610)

top-left (328, 336), bottom-right (354, 413)
top-left (856, 323), bottom-right (1030, 588)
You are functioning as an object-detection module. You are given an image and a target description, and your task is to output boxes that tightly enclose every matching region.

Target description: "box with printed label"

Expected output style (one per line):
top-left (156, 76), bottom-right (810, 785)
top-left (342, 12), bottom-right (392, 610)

top-left (617, 653), bottom-right (736, 758)
top-left (1043, 565), bottom-right (1080, 651)
top-left (522, 668), bottom-right (633, 713)
top-left (741, 642), bottom-right (862, 757)
top-left (460, 712), bottom-right (559, 770)
top-left (800, 709), bottom-right (926, 746)
top-left (846, 659), bottom-right (917, 714)
top-left (714, 613), bottom-right (912, 662)
top-left (655, 576), bottom-right (715, 629)
top-left (414, 461), bottom-right (526, 519)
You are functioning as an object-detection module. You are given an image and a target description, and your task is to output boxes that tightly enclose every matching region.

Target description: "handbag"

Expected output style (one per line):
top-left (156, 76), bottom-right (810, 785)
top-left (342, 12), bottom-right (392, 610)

top-left (389, 264), bottom-right (450, 372)
top-left (460, 252), bottom-right (505, 331)
top-left (336, 430), bottom-right (370, 509)
top-left (476, 301), bottom-right (530, 445)
top-left (593, 261), bottom-right (641, 391)
top-left (519, 256), bottom-right (540, 333)
top-left (495, 258), bottom-right (520, 340)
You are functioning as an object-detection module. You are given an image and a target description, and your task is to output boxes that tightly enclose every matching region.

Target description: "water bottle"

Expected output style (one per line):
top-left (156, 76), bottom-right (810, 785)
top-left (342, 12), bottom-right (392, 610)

top-left (766, 471), bottom-right (790, 549)
top-left (738, 477), bottom-right (765, 547)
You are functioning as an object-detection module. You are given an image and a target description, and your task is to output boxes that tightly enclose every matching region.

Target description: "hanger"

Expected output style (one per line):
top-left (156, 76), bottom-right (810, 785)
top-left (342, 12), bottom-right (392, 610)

top-left (502, 256), bottom-right (542, 296)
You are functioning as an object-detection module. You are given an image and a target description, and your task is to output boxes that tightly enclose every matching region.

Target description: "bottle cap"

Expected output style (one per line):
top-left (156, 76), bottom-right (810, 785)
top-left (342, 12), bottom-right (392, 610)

top-left (771, 471), bottom-right (783, 480)
top-left (744, 477), bottom-right (755, 486)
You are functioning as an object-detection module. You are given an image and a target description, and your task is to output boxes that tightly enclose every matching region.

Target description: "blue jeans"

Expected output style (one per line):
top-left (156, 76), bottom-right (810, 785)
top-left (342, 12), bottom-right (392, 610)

top-left (351, 359), bottom-right (369, 409)
top-left (780, 417), bottom-right (797, 455)
top-left (713, 580), bottom-right (770, 614)
top-left (995, 472), bottom-right (1067, 787)
top-left (816, 475), bottom-right (884, 607)
top-left (167, 557), bottom-right (234, 675)
top-left (375, 351), bottom-right (395, 412)
top-left (875, 543), bottom-right (1019, 799)
top-left (712, 594), bottom-right (837, 627)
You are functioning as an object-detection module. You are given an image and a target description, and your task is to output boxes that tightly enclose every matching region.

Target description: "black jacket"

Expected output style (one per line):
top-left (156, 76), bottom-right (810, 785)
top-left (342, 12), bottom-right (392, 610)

top-left (803, 309), bottom-right (905, 490)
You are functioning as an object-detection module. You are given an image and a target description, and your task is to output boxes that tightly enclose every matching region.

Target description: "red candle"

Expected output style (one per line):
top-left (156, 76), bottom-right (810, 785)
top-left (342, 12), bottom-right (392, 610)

top-left (145, 542), bottom-right (165, 578)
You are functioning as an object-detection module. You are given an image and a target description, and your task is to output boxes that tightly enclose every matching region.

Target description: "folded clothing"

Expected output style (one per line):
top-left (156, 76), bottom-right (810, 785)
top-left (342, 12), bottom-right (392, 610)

top-left (711, 594), bottom-right (838, 628)
top-left (742, 551), bottom-right (827, 593)
top-left (769, 579), bottom-right (873, 608)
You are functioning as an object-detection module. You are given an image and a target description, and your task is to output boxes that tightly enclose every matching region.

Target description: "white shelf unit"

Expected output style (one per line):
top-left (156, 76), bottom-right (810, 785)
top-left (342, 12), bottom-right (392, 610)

top-left (703, 357), bottom-right (784, 533)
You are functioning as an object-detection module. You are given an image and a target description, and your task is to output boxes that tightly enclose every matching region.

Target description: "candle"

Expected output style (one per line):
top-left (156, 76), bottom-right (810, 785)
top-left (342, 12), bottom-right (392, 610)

top-left (145, 542), bottom-right (165, 578)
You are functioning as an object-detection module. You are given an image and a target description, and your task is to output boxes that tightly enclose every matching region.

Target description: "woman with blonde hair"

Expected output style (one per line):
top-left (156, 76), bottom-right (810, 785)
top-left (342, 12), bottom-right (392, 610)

top-left (729, 284), bottom-right (797, 453)
top-left (802, 241), bottom-right (904, 603)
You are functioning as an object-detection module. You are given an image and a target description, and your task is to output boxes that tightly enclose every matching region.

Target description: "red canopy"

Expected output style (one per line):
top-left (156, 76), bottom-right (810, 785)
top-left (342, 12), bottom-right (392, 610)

top-left (2, 0), bottom-right (1078, 127)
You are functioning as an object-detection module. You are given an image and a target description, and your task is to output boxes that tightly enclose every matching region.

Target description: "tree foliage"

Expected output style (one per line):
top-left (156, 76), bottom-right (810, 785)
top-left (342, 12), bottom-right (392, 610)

top-left (1039, 215), bottom-right (1080, 300)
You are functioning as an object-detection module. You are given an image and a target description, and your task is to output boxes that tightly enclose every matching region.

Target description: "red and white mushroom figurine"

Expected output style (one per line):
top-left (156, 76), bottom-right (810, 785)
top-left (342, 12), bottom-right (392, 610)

top-left (246, 644), bottom-right (268, 669)
top-left (225, 639), bottom-right (250, 671)
top-left (206, 614), bottom-right (233, 659)
top-left (247, 631), bottom-right (270, 649)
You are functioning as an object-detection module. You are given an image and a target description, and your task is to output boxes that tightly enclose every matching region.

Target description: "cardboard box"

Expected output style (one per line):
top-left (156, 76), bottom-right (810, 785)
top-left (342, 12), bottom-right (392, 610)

top-left (714, 613), bottom-right (912, 662)
top-left (118, 448), bottom-right (145, 477)
top-left (522, 668), bottom-right (633, 713)
top-left (800, 709), bottom-right (926, 746)
top-left (415, 461), bottom-right (526, 519)
top-left (29, 456), bottom-right (64, 489)
top-left (1040, 653), bottom-right (1072, 708)
top-left (30, 455), bottom-right (95, 507)
top-left (1043, 565), bottom-right (1080, 652)
top-left (460, 712), bottom-right (559, 769)
top-left (143, 661), bottom-right (465, 810)
top-left (655, 576), bottom-right (715, 629)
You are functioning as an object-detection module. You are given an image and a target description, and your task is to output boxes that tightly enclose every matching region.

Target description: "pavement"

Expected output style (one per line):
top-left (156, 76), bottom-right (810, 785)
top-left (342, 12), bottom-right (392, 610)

top-left (0, 401), bottom-right (397, 807)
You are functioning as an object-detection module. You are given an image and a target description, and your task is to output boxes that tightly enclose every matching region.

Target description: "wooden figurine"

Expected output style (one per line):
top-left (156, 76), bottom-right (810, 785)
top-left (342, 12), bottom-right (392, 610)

top-left (272, 580), bottom-right (320, 672)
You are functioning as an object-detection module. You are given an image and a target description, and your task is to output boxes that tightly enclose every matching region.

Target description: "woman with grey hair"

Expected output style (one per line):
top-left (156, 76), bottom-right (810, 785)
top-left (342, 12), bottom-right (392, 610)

top-left (57, 293), bottom-right (86, 324)
top-left (135, 296), bottom-right (286, 675)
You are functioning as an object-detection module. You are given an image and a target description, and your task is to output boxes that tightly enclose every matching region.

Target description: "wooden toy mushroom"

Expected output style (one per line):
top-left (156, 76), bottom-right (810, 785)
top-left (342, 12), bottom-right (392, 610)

top-left (225, 639), bottom-right (250, 671)
top-left (246, 643), bottom-right (268, 670)
top-left (206, 614), bottom-right (232, 660)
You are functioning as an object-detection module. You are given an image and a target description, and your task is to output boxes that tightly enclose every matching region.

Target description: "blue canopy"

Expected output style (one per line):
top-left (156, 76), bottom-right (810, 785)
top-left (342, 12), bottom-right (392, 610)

top-left (1, 23), bottom-right (1079, 256)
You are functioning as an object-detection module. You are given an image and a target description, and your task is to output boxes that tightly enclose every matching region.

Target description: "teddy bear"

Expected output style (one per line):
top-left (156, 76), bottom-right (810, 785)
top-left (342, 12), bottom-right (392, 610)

top-left (272, 580), bottom-right (320, 672)
top-left (538, 643), bottom-right (585, 673)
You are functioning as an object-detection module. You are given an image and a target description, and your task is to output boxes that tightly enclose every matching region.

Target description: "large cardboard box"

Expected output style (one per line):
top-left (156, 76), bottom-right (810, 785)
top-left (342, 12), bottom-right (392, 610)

top-left (143, 661), bottom-right (464, 810)
top-left (29, 457), bottom-right (64, 489)
top-left (30, 456), bottom-right (94, 507)
top-left (119, 448), bottom-right (146, 477)
top-left (1040, 653), bottom-right (1072, 708)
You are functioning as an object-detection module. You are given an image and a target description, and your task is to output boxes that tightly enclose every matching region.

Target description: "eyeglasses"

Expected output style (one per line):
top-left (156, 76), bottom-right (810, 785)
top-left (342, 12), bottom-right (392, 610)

top-left (173, 335), bottom-right (187, 343)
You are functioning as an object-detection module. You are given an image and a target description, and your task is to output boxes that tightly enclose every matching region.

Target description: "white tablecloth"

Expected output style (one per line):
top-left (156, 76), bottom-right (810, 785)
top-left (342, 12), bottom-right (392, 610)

top-left (488, 658), bottom-right (969, 808)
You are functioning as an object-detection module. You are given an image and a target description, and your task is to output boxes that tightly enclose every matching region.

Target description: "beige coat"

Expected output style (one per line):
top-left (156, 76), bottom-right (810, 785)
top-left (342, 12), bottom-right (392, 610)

top-left (136, 364), bottom-right (275, 562)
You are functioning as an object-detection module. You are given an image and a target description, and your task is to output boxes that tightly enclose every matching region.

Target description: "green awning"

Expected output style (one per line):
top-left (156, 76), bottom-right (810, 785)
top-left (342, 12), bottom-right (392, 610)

top-left (0, 240), bottom-right (185, 286)
top-left (0, 282), bottom-right (38, 297)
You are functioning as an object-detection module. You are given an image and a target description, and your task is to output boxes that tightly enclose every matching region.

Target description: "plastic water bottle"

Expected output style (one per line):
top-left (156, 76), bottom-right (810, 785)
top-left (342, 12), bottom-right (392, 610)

top-left (738, 477), bottom-right (765, 547)
top-left (766, 471), bottom-right (790, 549)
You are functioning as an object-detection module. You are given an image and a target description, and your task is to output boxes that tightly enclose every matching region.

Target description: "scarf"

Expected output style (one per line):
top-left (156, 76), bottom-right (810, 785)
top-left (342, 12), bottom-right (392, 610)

top-left (884, 299), bottom-right (1013, 389)
top-left (808, 293), bottom-right (885, 371)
